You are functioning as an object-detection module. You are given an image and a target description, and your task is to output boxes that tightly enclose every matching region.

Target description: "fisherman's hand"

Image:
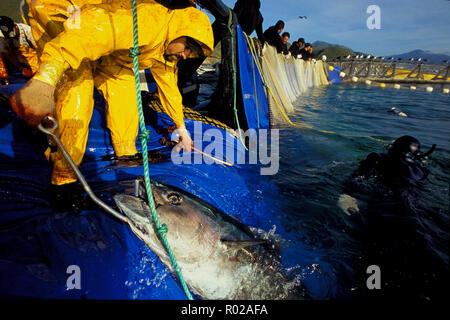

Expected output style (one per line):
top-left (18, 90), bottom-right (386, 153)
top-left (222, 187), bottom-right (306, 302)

top-left (10, 79), bottom-right (56, 127)
top-left (174, 127), bottom-right (192, 152)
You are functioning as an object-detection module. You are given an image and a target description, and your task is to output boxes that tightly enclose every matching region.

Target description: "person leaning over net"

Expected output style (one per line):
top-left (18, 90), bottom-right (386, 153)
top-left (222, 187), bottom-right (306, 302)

top-left (280, 32), bottom-right (290, 55)
top-left (233, 0), bottom-right (264, 43)
top-left (11, 0), bottom-right (213, 188)
top-left (263, 20), bottom-right (285, 53)
top-left (288, 37), bottom-right (304, 59)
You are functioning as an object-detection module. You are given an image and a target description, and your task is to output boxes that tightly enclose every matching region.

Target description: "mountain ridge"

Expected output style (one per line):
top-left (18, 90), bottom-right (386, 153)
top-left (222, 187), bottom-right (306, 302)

top-left (310, 41), bottom-right (450, 63)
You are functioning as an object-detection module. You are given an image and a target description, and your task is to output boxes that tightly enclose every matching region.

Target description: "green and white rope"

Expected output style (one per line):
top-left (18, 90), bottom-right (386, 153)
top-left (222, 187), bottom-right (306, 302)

top-left (129, 0), bottom-right (193, 300)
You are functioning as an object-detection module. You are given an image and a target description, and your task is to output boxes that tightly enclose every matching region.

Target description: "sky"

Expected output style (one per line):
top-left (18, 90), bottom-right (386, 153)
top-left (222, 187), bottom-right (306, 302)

top-left (206, 0), bottom-right (450, 56)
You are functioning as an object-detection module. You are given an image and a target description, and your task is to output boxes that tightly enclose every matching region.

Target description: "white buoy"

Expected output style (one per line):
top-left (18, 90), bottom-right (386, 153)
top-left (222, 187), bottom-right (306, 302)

top-left (365, 80), bottom-right (372, 85)
top-left (426, 87), bottom-right (433, 93)
top-left (352, 76), bottom-right (358, 82)
top-left (339, 72), bottom-right (346, 78)
top-left (410, 86), bottom-right (417, 90)
top-left (394, 84), bottom-right (401, 89)
top-left (442, 88), bottom-right (449, 94)
top-left (322, 55), bottom-right (327, 61)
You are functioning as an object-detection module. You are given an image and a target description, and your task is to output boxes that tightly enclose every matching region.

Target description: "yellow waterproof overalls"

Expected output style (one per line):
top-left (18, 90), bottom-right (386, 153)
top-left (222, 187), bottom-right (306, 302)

top-left (26, 0), bottom-right (213, 185)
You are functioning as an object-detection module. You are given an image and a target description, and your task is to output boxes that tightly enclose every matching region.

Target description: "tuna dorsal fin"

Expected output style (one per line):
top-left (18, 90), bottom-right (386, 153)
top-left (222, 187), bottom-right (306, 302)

top-left (221, 239), bottom-right (265, 252)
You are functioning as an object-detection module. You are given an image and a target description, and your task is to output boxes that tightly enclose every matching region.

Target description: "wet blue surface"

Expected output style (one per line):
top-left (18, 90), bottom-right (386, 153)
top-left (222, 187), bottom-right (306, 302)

top-left (0, 82), bottom-right (330, 299)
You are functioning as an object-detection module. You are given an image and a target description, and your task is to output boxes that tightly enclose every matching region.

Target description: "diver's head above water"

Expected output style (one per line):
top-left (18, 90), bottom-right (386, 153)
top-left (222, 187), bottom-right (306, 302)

top-left (387, 135), bottom-right (436, 164)
top-left (349, 135), bottom-right (436, 188)
top-left (387, 135), bottom-right (421, 163)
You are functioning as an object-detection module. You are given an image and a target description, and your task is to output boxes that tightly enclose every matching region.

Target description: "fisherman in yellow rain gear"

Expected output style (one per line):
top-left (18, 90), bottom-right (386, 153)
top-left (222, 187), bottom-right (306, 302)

top-left (11, 0), bottom-right (214, 188)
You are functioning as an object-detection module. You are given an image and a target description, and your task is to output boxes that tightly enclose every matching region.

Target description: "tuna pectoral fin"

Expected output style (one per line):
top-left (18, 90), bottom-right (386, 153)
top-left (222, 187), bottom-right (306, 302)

top-left (221, 239), bottom-right (266, 252)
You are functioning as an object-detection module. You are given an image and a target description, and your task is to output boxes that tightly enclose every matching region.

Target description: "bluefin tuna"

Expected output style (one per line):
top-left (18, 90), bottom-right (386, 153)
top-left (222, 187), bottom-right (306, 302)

top-left (114, 179), bottom-right (300, 300)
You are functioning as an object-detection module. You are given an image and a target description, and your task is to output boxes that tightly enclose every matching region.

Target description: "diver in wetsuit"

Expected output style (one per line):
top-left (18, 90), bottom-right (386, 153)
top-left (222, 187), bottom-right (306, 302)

top-left (339, 136), bottom-right (442, 301)
top-left (352, 136), bottom-right (432, 189)
top-left (340, 135), bottom-right (435, 217)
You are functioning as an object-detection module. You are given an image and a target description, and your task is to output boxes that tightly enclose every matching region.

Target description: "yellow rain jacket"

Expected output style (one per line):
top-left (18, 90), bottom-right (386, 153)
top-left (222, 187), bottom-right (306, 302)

top-left (25, 0), bottom-right (214, 185)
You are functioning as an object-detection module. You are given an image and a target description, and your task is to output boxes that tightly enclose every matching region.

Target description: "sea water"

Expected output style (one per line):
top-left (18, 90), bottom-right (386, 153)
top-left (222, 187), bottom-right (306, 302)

top-left (269, 84), bottom-right (449, 301)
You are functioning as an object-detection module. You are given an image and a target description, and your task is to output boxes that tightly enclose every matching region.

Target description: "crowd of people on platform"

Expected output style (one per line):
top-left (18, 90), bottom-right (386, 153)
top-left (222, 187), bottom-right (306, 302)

top-left (233, 0), bottom-right (314, 61)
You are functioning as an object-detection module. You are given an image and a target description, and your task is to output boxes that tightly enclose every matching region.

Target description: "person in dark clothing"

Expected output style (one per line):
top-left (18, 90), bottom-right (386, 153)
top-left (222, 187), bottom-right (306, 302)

top-left (263, 20), bottom-right (285, 53)
top-left (233, 0), bottom-right (264, 43)
top-left (350, 136), bottom-right (432, 189)
top-left (280, 32), bottom-right (290, 55)
top-left (339, 135), bottom-right (435, 217)
top-left (338, 137), bottom-right (445, 301)
top-left (289, 37), bottom-right (304, 58)
top-left (299, 43), bottom-right (312, 61)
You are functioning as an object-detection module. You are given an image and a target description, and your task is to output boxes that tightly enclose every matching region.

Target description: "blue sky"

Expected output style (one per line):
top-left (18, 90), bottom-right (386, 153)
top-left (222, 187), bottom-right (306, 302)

top-left (206, 0), bottom-right (450, 56)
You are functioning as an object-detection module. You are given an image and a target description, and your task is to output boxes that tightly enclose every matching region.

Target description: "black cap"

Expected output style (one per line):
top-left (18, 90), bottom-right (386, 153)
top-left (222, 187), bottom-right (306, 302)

top-left (0, 16), bottom-right (16, 39)
top-left (305, 43), bottom-right (312, 48)
top-left (298, 38), bottom-right (305, 43)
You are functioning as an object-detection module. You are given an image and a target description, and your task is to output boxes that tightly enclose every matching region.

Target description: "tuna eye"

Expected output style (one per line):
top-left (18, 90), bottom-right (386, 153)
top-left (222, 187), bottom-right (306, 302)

top-left (167, 193), bottom-right (182, 206)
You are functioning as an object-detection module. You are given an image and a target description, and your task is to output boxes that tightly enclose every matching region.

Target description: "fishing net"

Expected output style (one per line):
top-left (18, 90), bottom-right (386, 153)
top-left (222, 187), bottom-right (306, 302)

top-left (316, 60), bottom-right (331, 86)
top-left (260, 44), bottom-right (331, 127)
top-left (260, 45), bottom-right (295, 126)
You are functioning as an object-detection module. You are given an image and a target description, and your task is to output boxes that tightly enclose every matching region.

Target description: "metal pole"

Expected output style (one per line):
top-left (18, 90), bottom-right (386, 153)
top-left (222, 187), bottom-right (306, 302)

top-left (38, 116), bottom-right (128, 224)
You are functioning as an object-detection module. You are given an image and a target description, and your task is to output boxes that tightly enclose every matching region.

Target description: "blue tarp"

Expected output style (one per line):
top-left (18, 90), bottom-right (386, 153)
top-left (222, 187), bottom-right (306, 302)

top-left (327, 66), bottom-right (342, 84)
top-left (236, 25), bottom-right (270, 130)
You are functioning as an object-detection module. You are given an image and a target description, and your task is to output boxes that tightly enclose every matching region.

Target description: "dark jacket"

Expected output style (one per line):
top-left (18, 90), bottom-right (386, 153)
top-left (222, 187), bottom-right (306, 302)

top-left (263, 26), bottom-right (283, 53)
top-left (233, 0), bottom-right (264, 42)
top-left (289, 42), bottom-right (302, 58)
top-left (299, 48), bottom-right (313, 61)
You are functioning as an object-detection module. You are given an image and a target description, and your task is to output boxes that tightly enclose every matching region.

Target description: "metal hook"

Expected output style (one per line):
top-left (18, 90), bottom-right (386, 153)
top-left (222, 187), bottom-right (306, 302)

top-left (37, 115), bottom-right (128, 224)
